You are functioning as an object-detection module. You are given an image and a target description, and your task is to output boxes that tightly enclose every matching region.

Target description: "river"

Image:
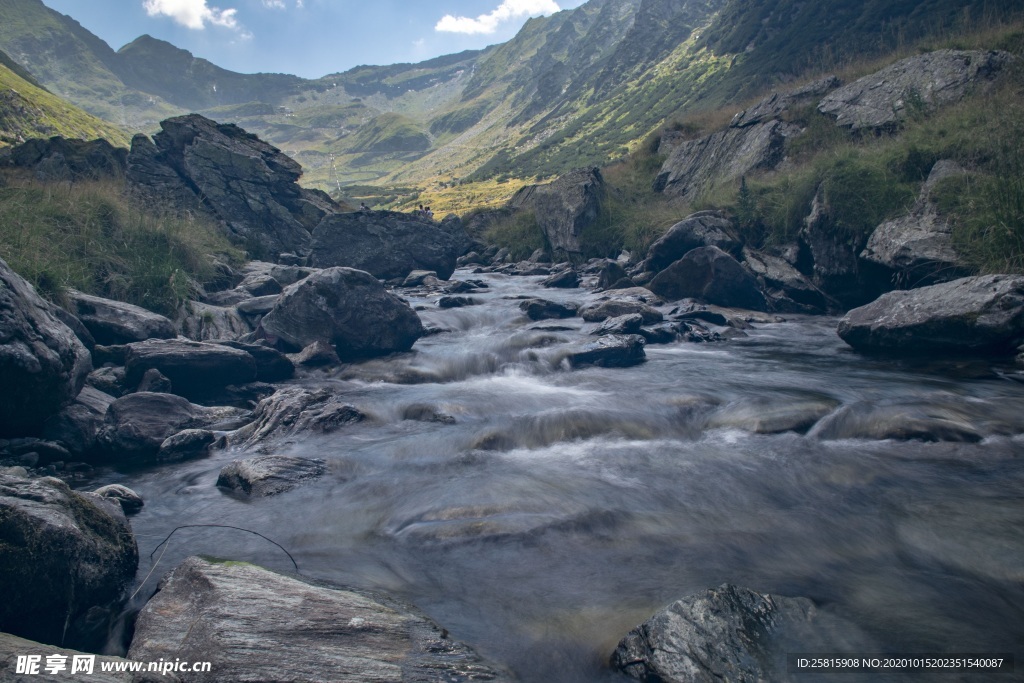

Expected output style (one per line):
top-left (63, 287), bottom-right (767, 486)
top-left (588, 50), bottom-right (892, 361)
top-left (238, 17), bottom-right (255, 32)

top-left (97, 269), bottom-right (1024, 681)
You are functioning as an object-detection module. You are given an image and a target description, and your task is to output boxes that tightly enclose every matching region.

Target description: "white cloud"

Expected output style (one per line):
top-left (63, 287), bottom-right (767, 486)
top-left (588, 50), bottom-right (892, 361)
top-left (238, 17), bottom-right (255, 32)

top-left (262, 0), bottom-right (285, 7)
top-left (435, 0), bottom-right (560, 35)
top-left (142, 0), bottom-right (240, 30)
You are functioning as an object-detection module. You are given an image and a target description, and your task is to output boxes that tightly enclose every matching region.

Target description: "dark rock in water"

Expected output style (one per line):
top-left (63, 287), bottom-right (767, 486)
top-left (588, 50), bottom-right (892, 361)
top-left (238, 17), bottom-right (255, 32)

top-left (0, 631), bottom-right (168, 683)
top-left (579, 299), bottom-right (663, 324)
top-left (41, 386), bottom-right (115, 457)
top-left (612, 583), bottom-right (872, 683)
top-left (230, 388), bottom-right (367, 449)
top-left (541, 268), bottom-right (580, 288)
top-left (128, 556), bottom-right (514, 682)
top-left (707, 397), bottom-right (839, 434)
top-left (136, 367), bottom-right (173, 393)
top-left (91, 483), bottom-right (144, 514)
top-left (643, 212), bottom-right (741, 273)
top-left (402, 404), bottom-right (456, 424)
top-left (292, 340), bottom-right (340, 366)
top-left (520, 298), bottom-right (578, 321)
top-left (808, 401), bottom-right (983, 442)
top-left (819, 50), bottom-right (1013, 131)
top-left (158, 429), bottom-right (221, 461)
top-left (217, 341), bottom-right (294, 382)
top-left (66, 290), bottom-right (176, 345)
top-left (837, 274), bottom-right (1024, 354)
top-left (4, 136), bottom-right (127, 181)
top-left (0, 257), bottom-right (92, 438)
top-left (401, 270), bottom-right (439, 287)
top-left (438, 295), bottom-right (479, 309)
top-left (217, 454), bottom-right (327, 496)
top-left (311, 211), bottom-right (460, 280)
top-left (95, 392), bottom-right (207, 462)
top-left (649, 247), bottom-right (768, 310)
top-left (127, 115), bottom-right (338, 258)
top-left (125, 338), bottom-right (257, 400)
top-left (0, 474), bottom-right (137, 649)
top-left (639, 323), bottom-right (679, 345)
top-left (592, 313), bottom-right (644, 336)
top-left (563, 334), bottom-right (646, 368)
top-left (596, 260), bottom-right (630, 290)
top-left (260, 267), bottom-right (423, 359)
top-left (508, 167), bottom-right (605, 258)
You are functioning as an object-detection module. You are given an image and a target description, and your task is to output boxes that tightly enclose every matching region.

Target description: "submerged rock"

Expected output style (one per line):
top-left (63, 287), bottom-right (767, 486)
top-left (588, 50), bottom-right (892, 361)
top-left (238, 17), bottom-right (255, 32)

top-left (128, 556), bottom-right (513, 683)
top-left (230, 388), bottom-right (367, 449)
top-left (217, 455), bottom-right (327, 497)
top-left (808, 401), bottom-right (984, 442)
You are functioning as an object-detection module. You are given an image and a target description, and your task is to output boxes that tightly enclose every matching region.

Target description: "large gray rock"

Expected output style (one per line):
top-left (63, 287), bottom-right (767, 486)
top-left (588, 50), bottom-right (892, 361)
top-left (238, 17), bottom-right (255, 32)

top-left (579, 299), bottom-right (663, 324)
top-left (0, 258), bottom-right (92, 437)
top-left (128, 556), bottom-right (512, 683)
top-left (310, 211), bottom-right (461, 280)
top-left (508, 167), bottom-right (605, 257)
top-left (229, 388), bottom-right (367, 450)
top-left (127, 115), bottom-right (339, 258)
top-left (124, 338), bottom-right (257, 400)
top-left (654, 120), bottom-right (801, 203)
top-left (649, 247), bottom-right (768, 310)
top-left (260, 268), bottom-right (423, 359)
top-left (729, 76), bottom-right (840, 128)
top-left (612, 584), bottom-right (872, 683)
top-left (41, 385), bottom-right (115, 457)
top-left (562, 334), bottom-right (646, 368)
top-left (643, 211), bottom-right (741, 273)
top-left (3, 136), bottom-right (127, 181)
top-left (819, 50), bottom-right (1014, 130)
top-left (0, 632), bottom-right (175, 683)
top-left (837, 274), bottom-right (1024, 353)
top-left (177, 302), bottom-right (252, 342)
top-left (66, 290), bottom-right (176, 346)
top-left (217, 455), bottom-right (327, 497)
top-left (0, 474), bottom-right (137, 648)
top-left (742, 247), bottom-right (833, 313)
top-left (860, 160), bottom-right (969, 287)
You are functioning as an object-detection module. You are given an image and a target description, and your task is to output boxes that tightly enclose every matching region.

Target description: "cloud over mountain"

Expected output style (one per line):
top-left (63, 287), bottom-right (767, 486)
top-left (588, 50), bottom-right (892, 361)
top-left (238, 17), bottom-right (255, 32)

top-left (435, 0), bottom-right (560, 35)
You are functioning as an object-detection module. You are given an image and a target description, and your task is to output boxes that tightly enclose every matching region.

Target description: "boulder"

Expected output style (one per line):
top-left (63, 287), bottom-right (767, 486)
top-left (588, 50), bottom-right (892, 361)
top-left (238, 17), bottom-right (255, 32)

top-left (292, 340), bottom-right (340, 366)
top-left (541, 267), bottom-right (580, 288)
top-left (65, 290), bottom-right (176, 345)
top-left (41, 385), bottom-right (115, 457)
top-left (808, 401), bottom-right (983, 442)
top-left (742, 247), bottom-right (833, 313)
top-left (819, 50), bottom-right (1014, 131)
top-left (124, 338), bottom-right (257, 400)
top-left (216, 341), bottom-right (294, 382)
top-left (508, 167), bottom-right (605, 257)
top-left (592, 313), bottom-right (644, 336)
top-left (707, 396), bottom-right (839, 434)
top-left (798, 184), bottom-right (870, 307)
top-left (579, 299), bottom-right (663, 324)
top-left (127, 115), bottom-right (339, 258)
top-left (612, 584), bottom-right (872, 683)
top-left (654, 120), bottom-right (802, 202)
top-left (437, 296), bottom-right (479, 309)
top-left (0, 257), bottom-right (91, 437)
top-left (520, 298), bottom-right (579, 321)
top-left (217, 455), bottom-right (327, 497)
top-left (128, 556), bottom-right (513, 683)
top-left (596, 260), bottom-right (631, 290)
top-left (3, 136), bottom-right (127, 181)
top-left (158, 429), bottom-right (221, 461)
top-left (562, 334), bottom-right (646, 368)
top-left (649, 247), bottom-right (768, 310)
top-left (230, 388), bottom-right (367, 449)
top-left (178, 302), bottom-right (252, 342)
top-left (0, 474), bottom-right (137, 649)
top-left (0, 632), bottom-right (173, 683)
top-left (729, 76), bottom-right (840, 128)
top-left (860, 160), bottom-right (970, 287)
top-left (837, 274), bottom-right (1024, 354)
top-left (95, 392), bottom-right (209, 462)
top-left (235, 295), bottom-right (280, 317)
top-left (260, 268), bottom-right (423, 359)
top-left (644, 212), bottom-right (742, 273)
top-left (310, 211), bottom-right (460, 280)
top-left (91, 483), bottom-right (144, 514)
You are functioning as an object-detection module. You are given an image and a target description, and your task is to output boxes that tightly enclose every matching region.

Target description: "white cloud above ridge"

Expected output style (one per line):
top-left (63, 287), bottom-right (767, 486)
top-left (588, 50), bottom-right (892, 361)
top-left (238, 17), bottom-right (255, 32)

top-left (142, 0), bottom-right (240, 30)
top-left (435, 0), bottom-right (560, 35)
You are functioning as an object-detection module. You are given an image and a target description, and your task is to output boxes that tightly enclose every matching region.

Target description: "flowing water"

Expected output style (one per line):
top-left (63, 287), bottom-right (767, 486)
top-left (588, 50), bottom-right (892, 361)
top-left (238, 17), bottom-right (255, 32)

top-left (98, 270), bottom-right (1024, 681)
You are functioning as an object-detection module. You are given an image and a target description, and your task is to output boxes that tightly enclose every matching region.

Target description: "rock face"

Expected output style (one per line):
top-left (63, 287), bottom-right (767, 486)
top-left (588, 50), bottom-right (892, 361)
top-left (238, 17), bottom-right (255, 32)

top-left (729, 76), bottom-right (840, 128)
top-left (260, 268), bottom-right (424, 359)
top-left (860, 160), bottom-right (969, 287)
top-left (3, 136), bottom-right (127, 181)
top-left (649, 247), bottom-right (768, 310)
top-left (126, 115), bottom-right (339, 258)
top-left (128, 556), bottom-right (513, 683)
top-left (654, 120), bottom-right (801, 202)
top-left (509, 167), bottom-right (605, 257)
top-left (819, 50), bottom-right (1013, 130)
top-left (311, 211), bottom-right (461, 280)
top-left (642, 212), bottom-right (741, 273)
top-left (612, 584), bottom-right (871, 683)
top-left (0, 258), bottom-right (92, 438)
top-left (66, 290), bottom-right (176, 345)
top-left (0, 474), bottom-right (138, 648)
top-left (217, 455), bottom-right (327, 496)
top-left (799, 184), bottom-right (870, 308)
top-left (124, 338), bottom-right (257, 399)
top-left (837, 274), bottom-right (1024, 353)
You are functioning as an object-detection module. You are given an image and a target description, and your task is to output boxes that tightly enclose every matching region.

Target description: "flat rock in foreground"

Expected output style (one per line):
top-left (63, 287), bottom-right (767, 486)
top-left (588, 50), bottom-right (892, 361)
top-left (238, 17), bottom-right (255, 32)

top-left (129, 556), bottom-right (513, 683)
top-left (217, 455), bottom-right (327, 496)
top-left (0, 632), bottom-right (177, 683)
top-left (837, 274), bottom-right (1024, 353)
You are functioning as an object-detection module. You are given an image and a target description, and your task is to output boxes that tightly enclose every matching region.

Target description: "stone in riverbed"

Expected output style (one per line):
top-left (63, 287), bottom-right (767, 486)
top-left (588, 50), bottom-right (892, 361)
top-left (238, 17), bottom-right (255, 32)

top-left (579, 299), bottom-right (662, 324)
top-left (563, 334), bottom-right (646, 368)
top-left (229, 387), bottom-right (368, 449)
top-left (91, 483), bottom-right (145, 514)
top-left (541, 268), bottom-right (580, 288)
top-left (649, 246), bottom-right (767, 310)
top-left (808, 401), bottom-right (984, 442)
top-left (124, 338), bottom-right (257, 400)
top-left (128, 556), bottom-right (513, 682)
top-left (520, 298), bottom-right (578, 321)
top-left (592, 313), bottom-right (644, 336)
top-left (0, 632), bottom-right (175, 683)
top-left (217, 454), bottom-right (327, 496)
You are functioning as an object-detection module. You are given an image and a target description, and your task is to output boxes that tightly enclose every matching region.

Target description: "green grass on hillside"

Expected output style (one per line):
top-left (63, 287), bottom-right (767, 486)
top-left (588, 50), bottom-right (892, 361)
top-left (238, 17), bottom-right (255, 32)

top-left (0, 175), bottom-right (241, 315)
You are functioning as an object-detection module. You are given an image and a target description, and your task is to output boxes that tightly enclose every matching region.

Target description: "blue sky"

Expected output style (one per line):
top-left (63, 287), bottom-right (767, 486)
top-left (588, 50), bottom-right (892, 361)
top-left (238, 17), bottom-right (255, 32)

top-left (41, 0), bottom-right (588, 78)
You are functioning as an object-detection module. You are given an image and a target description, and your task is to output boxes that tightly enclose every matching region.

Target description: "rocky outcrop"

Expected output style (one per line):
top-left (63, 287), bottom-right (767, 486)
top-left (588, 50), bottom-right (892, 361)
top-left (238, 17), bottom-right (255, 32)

top-left (310, 211), bottom-right (461, 280)
top-left (612, 584), bottom-right (871, 683)
top-left (649, 247), bottom-right (768, 310)
top-left (66, 290), bottom-right (176, 345)
top-left (126, 115), bottom-right (339, 258)
top-left (837, 274), bottom-right (1024, 354)
top-left (0, 474), bottom-right (137, 649)
top-left (860, 160), bottom-right (969, 287)
top-left (798, 184), bottom-right (872, 308)
top-left (260, 268), bottom-right (423, 359)
top-left (641, 211), bottom-right (741, 273)
top-left (654, 120), bottom-right (801, 202)
top-left (124, 338), bottom-right (257, 400)
top-left (819, 50), bottom-right (1014, 131)
top-left (729, 76), bottom-right (840, 128)
top-left (229, 388), bottom-right (367, 450)
top-left (2, 136), bottom-right (127, 181)
top-left (509, 167), bottom-right (605, 257)
top-left (742, 247), bottom-right (833, 313)
top-left (129, 556), bottom-right (512, 683)
top-left (217, 455), bottom-right (327, 497)
top-left (0, 257), bottom-right (92, 438)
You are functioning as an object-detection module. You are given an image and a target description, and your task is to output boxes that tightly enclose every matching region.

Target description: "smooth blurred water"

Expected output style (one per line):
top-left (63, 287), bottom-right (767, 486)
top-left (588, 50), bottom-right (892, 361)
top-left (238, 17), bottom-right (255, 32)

top-left (98, 270), bottom-right (1024, 681)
